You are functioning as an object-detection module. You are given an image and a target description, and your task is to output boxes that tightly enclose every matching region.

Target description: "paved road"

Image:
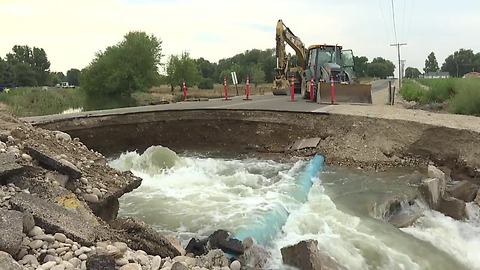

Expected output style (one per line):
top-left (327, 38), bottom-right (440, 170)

top-left (23, 80), bottom-right (390, 124)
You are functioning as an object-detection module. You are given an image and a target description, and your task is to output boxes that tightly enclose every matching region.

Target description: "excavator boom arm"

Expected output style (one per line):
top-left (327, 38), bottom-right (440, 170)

top-left (276, 20), bottom-right (307, 70)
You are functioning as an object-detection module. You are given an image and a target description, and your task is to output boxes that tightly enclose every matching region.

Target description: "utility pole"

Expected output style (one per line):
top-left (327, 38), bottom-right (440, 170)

top-left (390, 43), bottom-right (407, 89)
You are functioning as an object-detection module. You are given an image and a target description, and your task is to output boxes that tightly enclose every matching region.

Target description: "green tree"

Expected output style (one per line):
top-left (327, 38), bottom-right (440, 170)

top-left (81, 31), bottom-right (162, 96)
top-left (49, 72), bottom-right (66, 86)
top-left (249, 64), bottom-right (265, 87)
top-left (4, 45), bottom-right (51, 86)
top-left (0, 58), bottom-right (14, 86)
top-left (66, 68), bottom-right (81, 86)
top-left (441, 49), bottom-right (476, 77)
top-left (13, 63), bottom-right (37, 86)
top-left (166, 52), bottom-right (200, 91)
top-left (353, 56), bottom-right (369, 77)
top-left (405, 67), bottom-right (421, 78)
top-left (214, 48), bottom-right (275, 84)
top-left (424, 52), bottom-right (439, 73)
top-left (195, 58), bottom-right (217, 79)
top-left (366, 57), bottom-right (395, 78)
top-left (31, 47), bottom-right (50, 85)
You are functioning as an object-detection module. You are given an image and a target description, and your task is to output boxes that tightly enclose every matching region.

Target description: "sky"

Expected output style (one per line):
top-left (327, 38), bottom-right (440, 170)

top-left (1, 0), bottom-right (479, 74)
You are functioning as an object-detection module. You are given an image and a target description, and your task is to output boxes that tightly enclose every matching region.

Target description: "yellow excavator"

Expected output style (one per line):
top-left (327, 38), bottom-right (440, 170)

top-left (274, 19), bottom-right (372, 104)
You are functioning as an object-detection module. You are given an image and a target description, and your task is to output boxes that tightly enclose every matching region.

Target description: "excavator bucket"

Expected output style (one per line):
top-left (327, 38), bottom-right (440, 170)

top-left (317, 82), bottom-right (372, 104)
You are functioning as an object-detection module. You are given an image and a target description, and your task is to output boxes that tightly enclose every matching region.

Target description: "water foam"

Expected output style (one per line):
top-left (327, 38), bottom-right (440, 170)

top-left (111, 147), bottom-right (476, 269)
top-left (112, 147), bottom-right (307, 241)
top-left (402, 203), bottom-right (480, 270)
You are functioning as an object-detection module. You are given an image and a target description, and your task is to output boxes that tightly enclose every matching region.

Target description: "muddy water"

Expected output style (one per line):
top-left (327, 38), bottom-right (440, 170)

top-left (110, 146), bottom-right (479, 270)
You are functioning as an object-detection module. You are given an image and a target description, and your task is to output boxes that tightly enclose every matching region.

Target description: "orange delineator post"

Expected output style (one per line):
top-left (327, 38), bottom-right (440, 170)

top-left (183, 80), bottom-right (187, 101)
top-left (330, 77), bottom-right (336, 104)
top-left (290, 77), bottom-right (295, 102)
top-left (223, 77), bottom-right (231, 100)
top-left (309, 78), bottom-right (314, 102)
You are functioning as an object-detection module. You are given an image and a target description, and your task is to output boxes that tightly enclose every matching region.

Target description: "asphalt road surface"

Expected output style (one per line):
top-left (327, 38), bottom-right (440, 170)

top-left (23, 80), bottom-right (391, 124)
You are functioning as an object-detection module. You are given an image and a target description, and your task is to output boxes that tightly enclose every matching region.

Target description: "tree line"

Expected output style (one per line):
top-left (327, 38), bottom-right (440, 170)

top-left (353, 56), bottom-right (395, 79)
top-left (405, 49), bottom-right (480, 78)
top-left (0, 46), bottom-right (81, 87)
top-left (5, 30), bottom-right (450, 97)
top-left (163, 49), bottom-right (276, 91)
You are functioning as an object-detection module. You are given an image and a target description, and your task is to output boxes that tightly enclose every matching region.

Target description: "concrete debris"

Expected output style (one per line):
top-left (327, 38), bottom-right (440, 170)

top-left (109, 217), bottom-right (181, 258)
top-left (0, 209), bottom-right (23, 256)
top-left (0, 251), bottom-right (22, 270)
top-left (288, 137), bottom-right (321, 152)
top-left (10, 192), bottom-right (98, 245)
top-left (0, 153), bottom-right (23, 181)
top-left (26, 146), bottom-right (82, 180)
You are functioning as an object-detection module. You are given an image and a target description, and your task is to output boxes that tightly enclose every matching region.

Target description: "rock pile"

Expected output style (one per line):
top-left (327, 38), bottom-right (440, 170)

top-left (419, 165), bottom-right (480, 220)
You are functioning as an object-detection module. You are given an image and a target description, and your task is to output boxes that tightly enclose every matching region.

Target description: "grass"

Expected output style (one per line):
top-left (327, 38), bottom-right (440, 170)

top-left (0, 87), bottom-right (85, 117)
top-left (0, 83), bottom-right (275, 117)
top-left (400, 78), bottom-right (480, 116)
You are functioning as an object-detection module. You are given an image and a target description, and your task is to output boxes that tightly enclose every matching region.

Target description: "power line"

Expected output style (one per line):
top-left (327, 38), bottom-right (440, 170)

top-left (389, 0), bottom-right (407, 89)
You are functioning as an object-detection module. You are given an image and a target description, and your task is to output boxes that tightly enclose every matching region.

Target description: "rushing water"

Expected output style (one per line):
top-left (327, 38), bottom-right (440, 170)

top-left (110, 146), bottom-right (480, 270)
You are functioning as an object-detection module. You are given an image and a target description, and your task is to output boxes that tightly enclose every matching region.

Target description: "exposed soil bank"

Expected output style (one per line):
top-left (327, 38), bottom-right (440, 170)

top-left (33, 109), bottom-right (480, 182)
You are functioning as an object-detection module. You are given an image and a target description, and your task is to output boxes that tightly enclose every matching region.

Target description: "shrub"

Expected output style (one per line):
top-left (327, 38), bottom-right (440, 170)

top-left (198, 78), bottom-right (214, 89)
top-left (400, 80), bottom-right (423, 102)
top-left (418, 78), bottom-right (456, 103)
top-left (448, 79), bottom-right (480, 116)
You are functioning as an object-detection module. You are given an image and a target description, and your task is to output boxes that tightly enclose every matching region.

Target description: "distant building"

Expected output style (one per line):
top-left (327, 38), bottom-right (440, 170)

top-left (423, 71), bottom-right (450, 79)
top-left (463, 72), bottom-right (480, 78)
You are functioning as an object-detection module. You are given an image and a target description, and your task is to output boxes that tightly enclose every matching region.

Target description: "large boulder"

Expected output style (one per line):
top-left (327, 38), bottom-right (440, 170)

top-left (208, 230), bottom-right (244, 255)
top-left (0, 209), bottom-right (23, 256)
top-left (109, 217), bottom-right (181, 258)
top-left (281, 240), bottom-right (345, 270)
top-left (418, 178), bottom-right (442, 209)
top-left (438, 196), bottom-right (467, 220)
top-left (185, 238), bottom-right (208, 256)
top-left (447, 180), bottom-right (479, 202)
top-left (0, 251), bottom-right (22, 270)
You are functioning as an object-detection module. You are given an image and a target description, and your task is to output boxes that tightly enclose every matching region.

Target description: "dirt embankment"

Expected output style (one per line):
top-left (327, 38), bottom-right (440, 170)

top-left (34, 109), bottom-right (480, 183)
top-left (0, 108), bottom-right (186, 269)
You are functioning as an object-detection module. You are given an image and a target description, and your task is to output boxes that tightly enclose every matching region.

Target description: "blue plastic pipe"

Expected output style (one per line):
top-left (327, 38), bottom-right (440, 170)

top-left (234, 155), bottom-right (325, 245)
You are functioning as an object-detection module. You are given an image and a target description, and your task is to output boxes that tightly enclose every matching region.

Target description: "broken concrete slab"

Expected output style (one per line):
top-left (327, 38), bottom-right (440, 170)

top-left (10, 192), bottom-right (98, 245)
top-left (0, 153), bottom-right (23, 181)
top-left (0, 251), bottom-right (22, 270)
top-left (26, 146), bottom-right (81, 179)
top-left (0, 209), bottom-right (23, 256)
top-left (109, 217), bottom-right (181, 258)
top-left (288, 138), bottom-right (321, 152)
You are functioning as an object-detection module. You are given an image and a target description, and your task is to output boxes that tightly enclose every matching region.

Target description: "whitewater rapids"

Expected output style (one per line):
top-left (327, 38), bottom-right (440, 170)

top-left (110, 146), bottom-right (480, 270)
